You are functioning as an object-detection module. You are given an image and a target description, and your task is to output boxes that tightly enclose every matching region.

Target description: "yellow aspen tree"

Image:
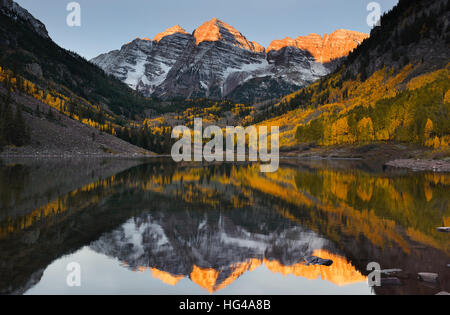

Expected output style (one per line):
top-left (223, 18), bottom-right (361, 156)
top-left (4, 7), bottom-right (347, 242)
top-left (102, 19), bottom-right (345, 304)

top-left (357, 117), bottom-right (375, 142)
top-left (424, 119), bottom-right (433, 140)
top-left (432, 136), bottom-right (441, 149)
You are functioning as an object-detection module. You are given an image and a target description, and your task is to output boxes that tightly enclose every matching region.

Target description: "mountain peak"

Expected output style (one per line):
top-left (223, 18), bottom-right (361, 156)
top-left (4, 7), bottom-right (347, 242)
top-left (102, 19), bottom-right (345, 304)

top-left (295, 29), bottom-right (369, 63)
top-left (267, 30), bottom-right (369, 63)
top-left (154, 25), bottom-right (188, 42)
top-left (193, 18), bottom-right (263, 53)
top-left (193, 18), bottom-right (223, 44)
top-left (266, 37), bottom-right (297, 52)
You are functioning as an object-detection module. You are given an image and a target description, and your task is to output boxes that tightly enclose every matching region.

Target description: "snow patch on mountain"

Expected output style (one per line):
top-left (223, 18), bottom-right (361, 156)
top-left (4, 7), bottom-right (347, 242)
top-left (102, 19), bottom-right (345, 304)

top-left (91, 19), bottom-right (367, 102)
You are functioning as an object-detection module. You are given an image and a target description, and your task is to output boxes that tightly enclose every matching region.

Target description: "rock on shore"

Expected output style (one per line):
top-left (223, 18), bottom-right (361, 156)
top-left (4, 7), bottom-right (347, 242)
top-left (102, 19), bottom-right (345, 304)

top-left (385, 159), bottom-right (450, 172)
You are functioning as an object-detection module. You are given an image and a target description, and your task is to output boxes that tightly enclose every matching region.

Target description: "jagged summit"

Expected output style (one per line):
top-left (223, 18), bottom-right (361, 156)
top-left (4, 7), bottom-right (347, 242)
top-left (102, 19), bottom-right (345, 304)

top-left (267, 29), bottom-right (369, 63)
top-left (92, 19), bottom-right (368, 102)
top-left (154, 25), bottom-right (188, 42)
top-left (194, 18), bottom-right (264, 53)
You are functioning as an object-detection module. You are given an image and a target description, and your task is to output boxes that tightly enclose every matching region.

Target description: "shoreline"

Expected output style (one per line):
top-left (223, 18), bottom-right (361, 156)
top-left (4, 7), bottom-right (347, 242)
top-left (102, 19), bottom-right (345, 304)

top-left (0, 153), bottom-right (159, 159)
top-left (384, 159), bottom-right (450, 173)
top-left (2, 143), bottom-right (450, 173)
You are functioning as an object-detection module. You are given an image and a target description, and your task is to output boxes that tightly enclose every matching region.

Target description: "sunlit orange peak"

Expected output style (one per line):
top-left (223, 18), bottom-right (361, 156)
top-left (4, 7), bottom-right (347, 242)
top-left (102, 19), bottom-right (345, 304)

top-left (267, 29), bottom-right (369, 63)
top-left (266, 37), bottom-right (296, 52)
top-left (154, 25), bottom-right (188, 42)
top-left (194, 18), bottom-right (263, 53)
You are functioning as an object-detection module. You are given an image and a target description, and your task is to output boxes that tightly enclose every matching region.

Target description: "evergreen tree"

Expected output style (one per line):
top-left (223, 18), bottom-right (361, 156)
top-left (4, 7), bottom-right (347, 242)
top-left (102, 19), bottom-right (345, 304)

top-left (35, 105), bottom-right (41, 118)
top-left (47, 108), bottom-right (54, 120)
top-left (12, 105), bottom-right (29, 146)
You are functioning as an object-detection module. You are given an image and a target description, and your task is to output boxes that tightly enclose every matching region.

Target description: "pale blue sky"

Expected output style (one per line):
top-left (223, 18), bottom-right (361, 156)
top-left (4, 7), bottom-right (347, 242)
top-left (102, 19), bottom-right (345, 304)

top-left (15, 0), bottom-right (398, 60)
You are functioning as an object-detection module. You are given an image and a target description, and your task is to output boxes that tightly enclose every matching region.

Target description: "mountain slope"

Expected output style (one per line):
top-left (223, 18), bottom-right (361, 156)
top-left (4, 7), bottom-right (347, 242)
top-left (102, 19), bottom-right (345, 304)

top-left (0, 0), bottom-right (158, 155)
top-left (0, 0), bottom-right (156, 117)
top-left (258, 0), bottom-right (450, 151)
top-left (92, 19), bottom-right (368, 103)
top-left (92, 27), bottom-right (193, 95)
top-left (0, 86), bottom-right (149, 156)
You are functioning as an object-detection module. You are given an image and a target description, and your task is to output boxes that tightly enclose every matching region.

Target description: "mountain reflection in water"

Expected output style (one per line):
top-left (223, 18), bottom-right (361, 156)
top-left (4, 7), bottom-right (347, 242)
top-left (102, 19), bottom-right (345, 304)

top-left (0, 158), bottom-right (448, 295)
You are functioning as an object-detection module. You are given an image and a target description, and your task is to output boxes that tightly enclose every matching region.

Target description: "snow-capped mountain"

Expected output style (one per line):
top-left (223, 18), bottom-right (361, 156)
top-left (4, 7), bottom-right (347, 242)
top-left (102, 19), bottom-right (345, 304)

top-left (92, 25), bottom-right (192, 93)
top-left (91, 18), bottom-right (368, 103)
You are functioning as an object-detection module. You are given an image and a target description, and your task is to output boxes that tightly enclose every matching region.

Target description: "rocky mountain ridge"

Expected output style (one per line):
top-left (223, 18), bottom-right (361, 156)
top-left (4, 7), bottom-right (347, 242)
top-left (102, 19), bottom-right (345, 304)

top-left (0, 0), bottom-right (49, 39)
top-left (267, 29), bottom-right (368, 63)
top-left (92, 19), bottom-right (368, 103)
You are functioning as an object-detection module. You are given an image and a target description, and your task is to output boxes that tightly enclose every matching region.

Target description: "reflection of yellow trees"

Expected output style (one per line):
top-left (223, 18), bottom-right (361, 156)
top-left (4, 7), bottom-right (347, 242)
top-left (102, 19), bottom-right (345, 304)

top-left (233, 166), bottom-right (449, 254)
top-left (0, 176), bottom-right (116, 240)
top-left (444, 217), bottom-right (450, 227)
top-left (2, 164), bottom-right (448, 257)
top-left (0, 198), bottom-right (66, 238)
top-left (178, 185), bottom-right (221, 208)
top-left (326, 172), bottom-right (355, 201)
top-left (424, 182), bottom-right (433, 202)
top-left (425, 173), bottom-right (450, 186)
top-left (2, 163), bottom-right (449, 293)
top-left (229, 166), bottom-right (409, 252)
top-left (406, 228), bottom-right (441, 251)
top-left (356, 178), bottom-right (374, 202)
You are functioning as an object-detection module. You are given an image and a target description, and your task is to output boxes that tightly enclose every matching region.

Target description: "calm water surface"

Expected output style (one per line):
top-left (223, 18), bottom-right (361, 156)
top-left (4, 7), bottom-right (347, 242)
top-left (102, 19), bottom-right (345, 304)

top-left (0, 158), bottom-right (448, 295)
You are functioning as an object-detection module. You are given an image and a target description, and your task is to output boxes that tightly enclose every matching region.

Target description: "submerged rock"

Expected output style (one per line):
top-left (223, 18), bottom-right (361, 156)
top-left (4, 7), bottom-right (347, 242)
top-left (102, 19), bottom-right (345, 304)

top-left (377, 269), bottom-right (403, 275)
top-left (417, 272), bottom-right (439, 283)
top-left (304, 256), bottom-right (333, 266)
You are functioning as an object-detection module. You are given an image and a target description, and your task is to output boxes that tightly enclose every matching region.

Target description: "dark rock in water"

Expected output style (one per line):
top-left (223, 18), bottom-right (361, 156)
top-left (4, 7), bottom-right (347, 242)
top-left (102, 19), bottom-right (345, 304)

top-left (417, 272), bottom-right (439, 283)
top-left (304, 256), bottom-right (333, 266)
top-left (377, 269), bottom-right (402, 275)
top-left (436, 291), bottom-right (450, 295)
top-left (436, 227), bottom-right (450, 233)
top-left (380, 278), bottom-right (401, 286)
